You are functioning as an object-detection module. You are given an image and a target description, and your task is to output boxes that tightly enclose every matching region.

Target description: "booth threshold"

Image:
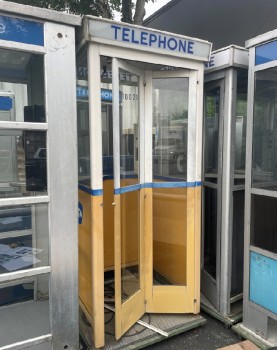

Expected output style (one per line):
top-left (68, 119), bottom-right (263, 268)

top-left (80, 308), bottom-right (206, 350)
top-left (201, 294), bottom-right (242, 327)
top-left (232, 323), bottom-right (277, 350)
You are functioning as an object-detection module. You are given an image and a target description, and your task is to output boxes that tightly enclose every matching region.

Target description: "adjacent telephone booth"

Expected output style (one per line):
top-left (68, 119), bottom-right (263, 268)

top-left (233, 32), bottom-right (277, 349)
top-left (0, 3), bottom-right (80, 349)
top-left (77, 16), bottom-right (212, 348)
top-left (202, 46), bottom-right (248, 324)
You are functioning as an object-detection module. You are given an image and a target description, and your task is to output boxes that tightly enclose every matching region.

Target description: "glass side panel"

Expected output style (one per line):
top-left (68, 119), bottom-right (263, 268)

top-left (0, 275), bottom-right (50, 347)
top-left (0, 48), bottom-right (45, 123)
top-left (203, 186), bottom-right (217, 279)
top-left (234, 69), bottom-right (248, 186)
top-left (153, 187), bottom-right (187, 286)
top-left (231, 190), bottom-right (244, 297)
top-left (251, 194), bottom-right (277, 254)
top-left (204, 86), bottom-right (220, 184)
top-left (152, 78), bottom-right (188, 181)
top-left (119, 68), bottom-right (139, 185)
top-left (0, 130), bottom-right (46, 198)
top-left (120, 190), bottom-right (140, 302)
top-left (77, 49), bottom-right (90, 183)
top-left (0, 203), bottom-right (49, 274)
top-left (252, 67), bottom-right (277, 190)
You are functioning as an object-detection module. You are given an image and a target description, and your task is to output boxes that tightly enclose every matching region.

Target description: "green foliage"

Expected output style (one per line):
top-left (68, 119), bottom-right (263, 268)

top-left (5, 0), bottom-right (113, 17)
top-left (5, 0), bottom-right (156, 21)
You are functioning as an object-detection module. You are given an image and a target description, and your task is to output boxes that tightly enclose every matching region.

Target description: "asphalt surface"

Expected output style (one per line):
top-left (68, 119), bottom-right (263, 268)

top-left (146, 311), bottom-right (241, 350)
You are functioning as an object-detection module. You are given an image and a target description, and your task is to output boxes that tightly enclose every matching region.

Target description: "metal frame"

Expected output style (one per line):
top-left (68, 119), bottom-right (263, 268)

top-left (202, 46), bottom-right (248, 319)
top-left (0, 6), bottom-right (80, 350)
top-left (242, 35), bottom-right (277, 344)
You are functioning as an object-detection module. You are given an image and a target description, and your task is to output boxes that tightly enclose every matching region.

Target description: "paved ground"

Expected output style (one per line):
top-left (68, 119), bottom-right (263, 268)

top-left (146, 311), bottom-right (241, 350)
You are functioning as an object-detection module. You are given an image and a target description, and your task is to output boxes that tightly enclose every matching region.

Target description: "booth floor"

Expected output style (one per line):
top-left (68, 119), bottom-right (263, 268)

top-left (80, 309), bottom-right (206, 350)
top-left (80, 310), bottom-right (244, 350)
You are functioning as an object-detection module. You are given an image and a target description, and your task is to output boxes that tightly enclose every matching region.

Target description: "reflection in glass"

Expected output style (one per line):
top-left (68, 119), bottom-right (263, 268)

top-left (234, 70), bottom-right (248, 185)
top-left (203, 187), bottom-right (217, 279)
top-left (119, 68), bottom-right (139, 184)
top-left (251, 195), bottom-right (277, 254)
top-left (152, 78), bottom-right (188, 180)
top-left (231, 190), bottom-right (244, 297)
top-left (0, 48), bottom-right (45, 123)
top-left (0, 275), bottom-right (50, 347)
top-left (204, 87), bottom-right (220, 183)
top-left (77, 50), bottom-right (90, 182)
top-left (252, 67), bottom-right (277, 189)
top-left (0, 130), bottom-right (46, 198)
top-left (0, 204), bottom-right (49, 274)
top-left (153, 188), bottom-right (187, 286)
top-left (121, 191), bottom-right (140, 302)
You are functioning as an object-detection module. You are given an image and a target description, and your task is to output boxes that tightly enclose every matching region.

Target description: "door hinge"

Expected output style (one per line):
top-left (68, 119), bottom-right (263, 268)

top-left (143, 81), bottom-right (146, 86)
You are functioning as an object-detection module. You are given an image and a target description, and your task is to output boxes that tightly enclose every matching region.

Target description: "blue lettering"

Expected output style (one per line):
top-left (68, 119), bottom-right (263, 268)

top-left (168, 38), bottom-right (177, 51)
top-left (122, 27), bottom-right (130, 42)
top-left (188, 41), bottom-right (194, 54)
top-left (0, 23), bottom-right (5, 34)
top-left (158, 35), bottom-right (166, 49)
top-left (141, 31), bottom-right (148, 45)
top-left (204, 55), bottom-right (215, 68)
top-left (131, 29), bottom-right (139, 44)
top-left (179, 40), bottom-right (187, 53)
top-left (149, 33), bottom-right (157, 46)
top-left (111, 24), bottom-right (121, 40)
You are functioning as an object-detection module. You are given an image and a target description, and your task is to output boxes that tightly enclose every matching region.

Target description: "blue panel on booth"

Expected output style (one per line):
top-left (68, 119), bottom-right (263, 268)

top-left (0, 15), bottom-right (44, 46)
top-left (250, 251), bottom-right (277, 315)
top-left (255, 40), bottom-right (277, 65)
top-left (0, 96), bottom-right (12, 111)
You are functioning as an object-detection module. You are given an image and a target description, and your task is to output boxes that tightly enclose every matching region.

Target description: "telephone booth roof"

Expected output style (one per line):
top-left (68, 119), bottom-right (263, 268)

top-left (0, 0), bottom-right (82, 26)
top-left (205, 45), bottom-right (248, 73)
top-left (79, 16), bottom-right (212, 62)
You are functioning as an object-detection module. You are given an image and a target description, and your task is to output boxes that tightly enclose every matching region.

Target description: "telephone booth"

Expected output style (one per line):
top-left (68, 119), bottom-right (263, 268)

top-left (233, 32), bottom-right (277, 349)
top-left (77, 16), bottom-right (212, 349)
top-left (202, 46), bottom-right (248, 324)
top-left (0, 3), bottom-right (80, 349)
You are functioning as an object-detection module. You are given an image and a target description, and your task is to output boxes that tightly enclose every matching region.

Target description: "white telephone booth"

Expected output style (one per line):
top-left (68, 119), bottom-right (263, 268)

top-left (0, 2), bottom-right (80, 349)
top-left (202, 46), bottom-right (248, 324)
top-left (77, 16), bottom-right (212, 349)
top-left (233, 32), bottom-right (277, 349)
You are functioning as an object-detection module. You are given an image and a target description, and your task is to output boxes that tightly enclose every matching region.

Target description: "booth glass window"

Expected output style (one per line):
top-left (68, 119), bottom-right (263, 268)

top-left (0, 274), bottom-right (50, 347)
top-left (119, 68), bottom-right (139, 185)
top-left (0, 49), bottom-right (45, 123)
top-left (77, 49), bottom-right (90, 182)
top-left (252, 67), bottom-right (277, 190)
top-left (251, 194), bottom-right (277, 254)
top-left (0, 203), bottom-right (49, 274)
top-left (234, 69), bottom-right (247, 185)
top-left (152, 78), bottom-right (188, 180)
top-left (204, 87), bottom-right (220, 183)
top-left (0, 130), bottom-right (47, 198)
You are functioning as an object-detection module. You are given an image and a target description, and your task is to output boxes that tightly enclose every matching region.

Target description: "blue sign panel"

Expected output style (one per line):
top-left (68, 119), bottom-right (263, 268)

top-left (255, 40), bottom-right (277, 65)
top-left (0, 96), bottom-right (12, 111)
top-left (77, 87), bottom-right (122, 102)
top-left (250, 251), bottom-right (277, 314)
top-left (0, 15), bottom-right (44, 46)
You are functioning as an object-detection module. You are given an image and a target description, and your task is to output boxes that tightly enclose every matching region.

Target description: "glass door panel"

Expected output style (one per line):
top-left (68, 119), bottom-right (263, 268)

top-left (148, 70), bottom-right (197, 313)
top-left (113, 59), bottom-right (145, 339)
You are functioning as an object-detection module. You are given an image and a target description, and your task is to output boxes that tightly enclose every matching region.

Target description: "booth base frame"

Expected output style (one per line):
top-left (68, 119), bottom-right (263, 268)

top-left (80, 308), bottom-right (206, 350)
top-left (232, 323), bottom-right (277, 350)
top-left (201, 294), bottom-right (243, 327)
